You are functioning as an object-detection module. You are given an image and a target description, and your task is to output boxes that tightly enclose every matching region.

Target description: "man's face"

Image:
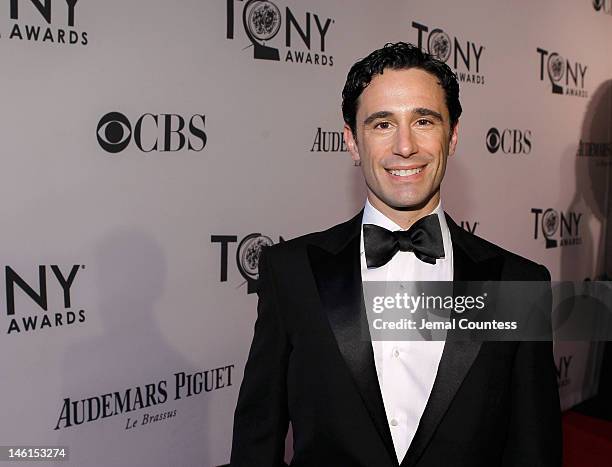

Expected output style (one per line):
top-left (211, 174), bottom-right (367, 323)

top-left (344, 68), bottom-right (458, 217)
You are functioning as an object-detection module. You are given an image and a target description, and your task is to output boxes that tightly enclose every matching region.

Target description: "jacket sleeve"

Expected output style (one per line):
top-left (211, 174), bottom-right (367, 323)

top-left (501, 265), bottom-right (562, 466)
top-left (230, 247), bottom-right (290, 467)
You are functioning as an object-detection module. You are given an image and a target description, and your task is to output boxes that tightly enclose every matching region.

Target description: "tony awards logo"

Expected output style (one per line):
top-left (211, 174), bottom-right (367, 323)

top-left (541, 209), bottom-right (560, 249)
top-left (236, 234), bottom-right (274, 293)
top-left (427, 29), bottom-right (452, 63)
top-left (225, 0), bottom-right (335, 66)
top-left (548, 54), bottom-right (565, 95)
top-left (531, 208), bottom-right (582, 249)
top-left (243, 0), bottom-right (282, 60)
top-left (536, 48), bottom-right (588, 98)
top-left (212, 233), bottom-right (284, 294)
top-left (2, 0), bottom-right (88, 46)
top-left (411, 21), bottom-right (485, 85)
top-left (3, 264), bottom-right (87, 335)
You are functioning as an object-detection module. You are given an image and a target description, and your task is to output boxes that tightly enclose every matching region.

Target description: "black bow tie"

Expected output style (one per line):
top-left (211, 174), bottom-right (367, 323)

top-left (363, 215), bottom-right (445, 268)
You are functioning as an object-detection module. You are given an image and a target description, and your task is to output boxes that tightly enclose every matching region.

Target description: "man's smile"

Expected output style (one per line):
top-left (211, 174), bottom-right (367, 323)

top-left (385, 165), bottom-right (426, 179)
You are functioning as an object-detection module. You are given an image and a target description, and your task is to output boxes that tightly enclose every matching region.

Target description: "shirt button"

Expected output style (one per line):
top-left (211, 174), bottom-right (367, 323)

top-left (390, 418), bottom-right (399, 427)
top-left (393, 348), bottom-right (400, 358)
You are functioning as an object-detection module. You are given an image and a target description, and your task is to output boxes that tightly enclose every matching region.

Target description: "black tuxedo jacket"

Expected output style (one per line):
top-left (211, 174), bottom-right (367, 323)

top-left (230, 212), bottom-right (562, 467)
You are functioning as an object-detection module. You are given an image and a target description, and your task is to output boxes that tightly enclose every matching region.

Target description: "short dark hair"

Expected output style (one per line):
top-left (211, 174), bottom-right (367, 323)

top-left (342, 42), bottom-right (462, 135)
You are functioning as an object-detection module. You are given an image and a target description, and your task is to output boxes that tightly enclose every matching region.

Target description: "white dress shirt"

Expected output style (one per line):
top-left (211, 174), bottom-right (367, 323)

top-left (360, 199), bottom-right (453, 464)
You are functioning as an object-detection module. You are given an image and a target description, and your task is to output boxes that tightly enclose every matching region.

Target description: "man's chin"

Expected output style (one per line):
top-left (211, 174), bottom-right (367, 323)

top-left (385, 195), bottom-right (435, 212)
top-left (367, 187), bottom-right (439, 214)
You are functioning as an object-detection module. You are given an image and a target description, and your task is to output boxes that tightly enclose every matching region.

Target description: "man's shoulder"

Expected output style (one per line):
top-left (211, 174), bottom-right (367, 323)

top-left (262, 212), bottom-right (362, 262)
top-left (448, 216), bottom-right (550, 281)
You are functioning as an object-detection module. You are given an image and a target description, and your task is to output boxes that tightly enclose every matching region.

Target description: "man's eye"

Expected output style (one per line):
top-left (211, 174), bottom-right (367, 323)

top-left (416, 119), bottom-right (433, 126)
top-left (375, 121), bottom-right (391, 129)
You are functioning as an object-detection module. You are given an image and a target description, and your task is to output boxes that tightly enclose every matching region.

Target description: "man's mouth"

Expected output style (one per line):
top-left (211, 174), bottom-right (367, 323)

top-left (386, 167), bottom-right (424, 177)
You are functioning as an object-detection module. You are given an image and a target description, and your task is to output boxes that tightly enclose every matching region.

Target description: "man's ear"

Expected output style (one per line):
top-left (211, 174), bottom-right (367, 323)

top-left (343, 124), bottom-right (360, 164)
top-left (448, 120), bottom-right (459, 156)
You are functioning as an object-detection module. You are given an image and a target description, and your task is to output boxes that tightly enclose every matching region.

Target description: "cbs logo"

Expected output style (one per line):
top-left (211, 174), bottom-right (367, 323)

top-left (97, 112), bottom-right (207, 154)
top-left (486, 127), bottom-right (532, 155)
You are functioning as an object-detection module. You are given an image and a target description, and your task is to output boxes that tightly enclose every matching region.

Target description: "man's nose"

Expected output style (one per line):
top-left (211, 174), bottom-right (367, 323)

top-left (393, 124), bottom-right (417, 157)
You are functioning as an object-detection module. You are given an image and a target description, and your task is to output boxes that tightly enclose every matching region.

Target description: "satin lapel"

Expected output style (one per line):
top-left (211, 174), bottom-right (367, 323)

top-left (401, 216), bottom-right (502, 467)
top-left (308, 234), bottom-right (398, 465)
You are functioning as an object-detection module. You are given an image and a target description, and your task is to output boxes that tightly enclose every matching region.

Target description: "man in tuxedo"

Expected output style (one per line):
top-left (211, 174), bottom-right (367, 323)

top-left (230, 42), bottom-right (561, 467)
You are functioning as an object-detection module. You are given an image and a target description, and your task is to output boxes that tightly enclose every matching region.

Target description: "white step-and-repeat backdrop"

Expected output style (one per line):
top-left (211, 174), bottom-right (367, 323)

top-left (1, 0), bottom-right (611, 465)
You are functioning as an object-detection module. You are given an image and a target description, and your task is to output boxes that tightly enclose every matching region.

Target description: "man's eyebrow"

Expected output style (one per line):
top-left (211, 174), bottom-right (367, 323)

top-left (414, 107), bottom-right (444, 121)
top-left (362, 108), bottom-right (444, 126)
top-left (363, 111), bottom-right (393, 126)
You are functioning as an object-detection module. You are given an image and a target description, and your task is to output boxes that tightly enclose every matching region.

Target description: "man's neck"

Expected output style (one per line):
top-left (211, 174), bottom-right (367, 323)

top-left (366, 193), bottom-right (440, 230)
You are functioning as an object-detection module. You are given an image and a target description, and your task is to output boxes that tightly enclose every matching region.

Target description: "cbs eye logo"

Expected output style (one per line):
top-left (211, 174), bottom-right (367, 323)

top-left (96, 111), bottom-right (207, 154)
top-left (97, 112), bottom-right (132, 153)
